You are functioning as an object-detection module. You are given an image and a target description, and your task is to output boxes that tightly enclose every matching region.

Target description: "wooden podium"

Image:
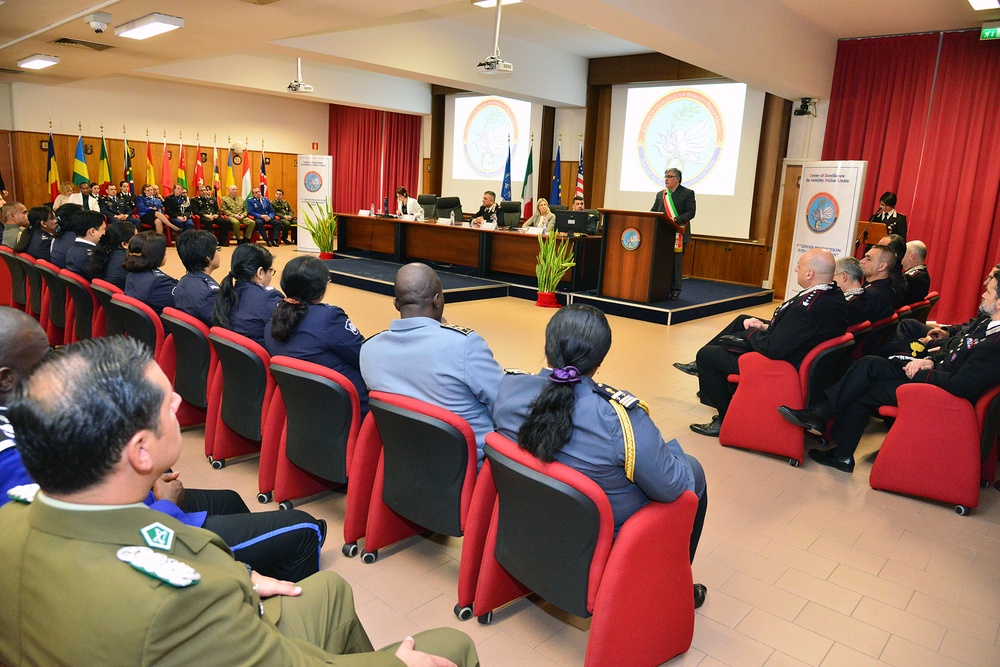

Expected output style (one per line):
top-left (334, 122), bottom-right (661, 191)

top-left (598, 209), bottom-right (684, 303)
top-left (854, 220), bottom-right (887, 258)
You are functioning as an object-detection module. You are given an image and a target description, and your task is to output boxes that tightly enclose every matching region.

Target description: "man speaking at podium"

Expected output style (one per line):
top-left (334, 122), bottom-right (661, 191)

top-left (650, 168), bottom-right (696, 301)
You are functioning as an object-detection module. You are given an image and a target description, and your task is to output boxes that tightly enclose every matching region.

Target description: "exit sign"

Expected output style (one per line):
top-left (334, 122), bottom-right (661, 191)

top-left (983, 20), bottom-right (1000, 41)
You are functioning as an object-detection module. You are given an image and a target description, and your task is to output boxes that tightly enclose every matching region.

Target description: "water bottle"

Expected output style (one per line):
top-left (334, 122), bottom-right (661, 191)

top-left (370, 202), bottom-right (375, 217)
top-left (491, 212), bottom-right (497, 227)
top-left (450, 210), bottom-right (455, 225)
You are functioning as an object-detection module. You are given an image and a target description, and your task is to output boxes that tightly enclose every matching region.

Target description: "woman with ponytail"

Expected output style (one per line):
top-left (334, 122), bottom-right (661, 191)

top-left (265, 255), bottom-right (369, 414)
top-left (123, 231), bottom-right (177, 315)
top-left (212, 243), bottom-right (283, 346)
top-left (85, 221), bottom-right (135, 288)
top-left (493, 304), bottom-right (709, 607)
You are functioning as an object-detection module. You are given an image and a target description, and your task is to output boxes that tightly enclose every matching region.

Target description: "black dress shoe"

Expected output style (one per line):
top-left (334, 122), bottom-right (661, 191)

top-left (668, 292), bottom-right (681, 301)
top-left (777, 405), bottom-right (826, 435)
top-left (808, 447), bottom-right (855, 473)
top-left (694, 583), bottom-right (707, 609)
top-left (673, 361), bottom-right (699, 377)
top-left (690, 415), bottom-right (722, 437)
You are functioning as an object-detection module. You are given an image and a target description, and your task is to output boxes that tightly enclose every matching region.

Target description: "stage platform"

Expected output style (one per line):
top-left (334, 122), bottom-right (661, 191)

top-left (323, 251), bottom-right (774, 326)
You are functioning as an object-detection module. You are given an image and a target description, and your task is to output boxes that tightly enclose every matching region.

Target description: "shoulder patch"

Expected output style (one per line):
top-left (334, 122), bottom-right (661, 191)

top-left (504, 368), bottom-right (529, 375)
top-left (594, 383), bottom-right (650, 413)
top-left (7, 483), bottom-right (40, 504)
top-left (117, 546), bottom-right (201, 588)
top-left (441, 323), bottom-right (473, 335)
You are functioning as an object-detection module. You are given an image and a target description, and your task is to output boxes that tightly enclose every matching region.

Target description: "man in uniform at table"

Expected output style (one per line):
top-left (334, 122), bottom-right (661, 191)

top-left (470, 191), bottom-right (498, 225)
top-left (0, 335), bottom-right (479, 667)
top-left (650, 168), bottom-right (695, 301)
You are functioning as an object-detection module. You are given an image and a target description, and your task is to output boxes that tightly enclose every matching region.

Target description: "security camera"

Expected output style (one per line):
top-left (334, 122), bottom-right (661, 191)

top-left (85, 12), bottom-right (111, 34)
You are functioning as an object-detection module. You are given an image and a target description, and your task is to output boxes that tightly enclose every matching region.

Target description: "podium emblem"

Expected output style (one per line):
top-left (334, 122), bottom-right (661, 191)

top-left (621, 227), bottom-right (641, 251)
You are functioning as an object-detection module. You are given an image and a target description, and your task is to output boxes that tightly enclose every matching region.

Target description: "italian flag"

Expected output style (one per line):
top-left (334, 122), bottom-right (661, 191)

top-left (520, 143), bottom-right (534, 218)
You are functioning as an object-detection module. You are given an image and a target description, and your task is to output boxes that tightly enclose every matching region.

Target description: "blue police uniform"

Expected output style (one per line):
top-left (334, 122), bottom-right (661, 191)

top-left (0, 409), bottom-right (32, 506)
top-left (359, 317), bottom-right (502, 464)
top-left (102, 248), bottom-right (128, 289)
top-left (49, 232), bottom-right (77, 269)
top-left (135, 195), bottom-right (164, 227)
top-left (247, 197), bottom-right (278, 242)
top-left (65, 239), bottom-right (96, 278)
top-left (493, 370), bottom-right (706, 534)
top-left (15, 228), bottom-right (52, 262)
top-left (173, 272), bottom-right (220, 326)
top-left (227, 281), bottom-right (283, 346)
top-left (125, 268), bottom-right (178, 315)
top-left (265, 303), bottom-right (369, 415)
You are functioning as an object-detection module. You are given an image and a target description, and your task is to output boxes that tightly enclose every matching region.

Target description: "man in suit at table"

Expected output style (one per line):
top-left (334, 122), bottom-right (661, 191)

top-left (650, 168), bottom-right (696, 301)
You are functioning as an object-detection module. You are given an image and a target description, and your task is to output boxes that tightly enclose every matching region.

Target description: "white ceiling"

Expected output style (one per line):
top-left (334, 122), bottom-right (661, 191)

top-left (0, 0), bottom-right (997, 108)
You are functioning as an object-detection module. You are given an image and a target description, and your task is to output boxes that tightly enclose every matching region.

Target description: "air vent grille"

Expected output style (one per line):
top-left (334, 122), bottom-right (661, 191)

top-left (51, 37), bottom-right (114, 51)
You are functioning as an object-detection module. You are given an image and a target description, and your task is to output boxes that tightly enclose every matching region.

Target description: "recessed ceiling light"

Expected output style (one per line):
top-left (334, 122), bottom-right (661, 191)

top-left (17, 54), bottom-right (60, 70)
top-left (970, 0), bottom-right (1000, 10)
top-left (472, 0), bottom-right (522, 8)
top-left (114, 13), bottom-right (184, 40)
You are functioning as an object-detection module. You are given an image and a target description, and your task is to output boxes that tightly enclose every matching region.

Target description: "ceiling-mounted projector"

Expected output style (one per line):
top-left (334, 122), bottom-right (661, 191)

top-left (477, 55), bottom-right (513, 73)
top-left (287, 57), bottom-right (313, 93)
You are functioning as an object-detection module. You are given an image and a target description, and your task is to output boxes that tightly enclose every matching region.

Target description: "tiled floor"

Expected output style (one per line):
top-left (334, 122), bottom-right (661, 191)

top-left (164, 245), bottom-right (1000, 666)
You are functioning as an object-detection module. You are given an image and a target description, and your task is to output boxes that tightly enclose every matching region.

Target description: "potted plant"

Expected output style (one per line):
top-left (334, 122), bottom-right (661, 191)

top-left (300, 198), bottom-right (337, 259)
top-left (534, 232), bottom-right (575, 307)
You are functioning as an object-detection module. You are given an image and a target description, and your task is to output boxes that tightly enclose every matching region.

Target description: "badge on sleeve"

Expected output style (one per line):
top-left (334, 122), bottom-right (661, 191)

top-left (117, 546), bottom-right (200, 587)
top-left (140, 522), bottom-right (175, 551)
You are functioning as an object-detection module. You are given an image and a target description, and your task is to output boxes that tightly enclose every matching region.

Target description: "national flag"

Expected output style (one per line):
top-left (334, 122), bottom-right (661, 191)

top-left (575, 140), bottom-right (584, 199)
top-left (520, 142), bottom-right (535, 218)
top-left (224, 148), bottom-right (236, 190)
top-left (259, 148), bottom-right (268, 198)
top-left (122, 132), bottom-right (134, 195)
top-left (97, 134), bottom-right (112, 196)
top-left (241, 148), bottom-right (252, 199)
top-left (0, 167), bottom-right (6, 193)
top-left (46, 130), bottom-right (60, 202)
top-left (500, 140), bottom-right (512, 201)
top-left (193, 141), bottom-right (205, 189)
top-left (212, 141), bottom-right (222, 203)
top-left (145, 137), bottom-right (156, 188)
top-left (160, 136), bottom-right (173, 192)
top-left (549, 141), bottom-right (562, 205)
top-left (176, 137), bottom-right (188, 191)
top-left (72, 135), bottom-right (90, 187)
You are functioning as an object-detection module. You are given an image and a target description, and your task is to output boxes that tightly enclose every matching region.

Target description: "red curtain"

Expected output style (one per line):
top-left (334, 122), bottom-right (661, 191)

top-left (328, 104), bottom-right (422, 216)
top-left (823, 32), bottom-right (1000, 323)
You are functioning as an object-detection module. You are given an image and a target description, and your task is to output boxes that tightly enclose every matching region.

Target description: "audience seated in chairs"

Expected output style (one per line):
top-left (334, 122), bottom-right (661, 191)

top-left (212, 243), bottom-right (282, 347)
top-left (493, 303), bottom-right (708, 608)
top-left (100, 183), bottom-right (141, 229)
top-left (875, 234), bottom-right (908, 308)
top-left (860, 243), bottom-right (898, 320)
top-left (49, 204), bottom-right (84, 270)
top-left (265, 255), bottom-right (369, 414)
top-left (271, 189), bottom-right (296, 244)
top-left (123, 231), bottom-right (177, 315)
top-left (190, 185), bottom-right (224, 244)
top-left (359, 262), bottom-right (503, 466)
top-left (1, 201), bottom-right (28, 248)
top-left (779, 263), bottom-right (1000, 474)
top-left (52, 182), bottom-right (74, 211)
top-left (901, 240), bottom-right (930, 304)
top-left (172, 230), bottom-right (221, 327)
top-left (86, 221), bottom-right (135, 289)
top-left (66, 181), bottom-right (100, 213)
top-left (219, 185), bottom-right (250, 245)
top-left (835, 256), bottom-right (869, 326)
top-left (246, 187), bottom-right (279, 247)
top-left (64, 211), bottom-right (106, 278)
top-left (13, 206), bottom-right (56, 262)
top-left (163, 185), bottom-right (195, 233)
top-left (136, 183), bottom-right (178, 235)
top-left (675, 248), bottom-right (849, 438)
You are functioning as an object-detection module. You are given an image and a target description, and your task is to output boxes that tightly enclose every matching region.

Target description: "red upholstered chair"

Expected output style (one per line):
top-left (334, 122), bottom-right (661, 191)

top-left (900, 299), bottom-right (931, 323)
top-left (109, 293), bottom-right (165, 357)
top-left (924, 291), bottom-right (940, 322)
top-left (854, 313), bottom-right (899, 358)
top-left (342, 391), bottom-right (477, 563)
top-left (160, 308), bottom-right (214, 428)
top-left (35, 259), bottom-right (67, 346)
top-left (870, 383), bottom-right (1000, 515)
top-left (0, 247), bottom-right (27, 311)
top-left (0, 245), bottom-right (14, 308)
top-left (468, 433), bottom-right (697, 667)
top-left (264, 357), bottom-right (362, 509)
top-left (59, 269), bottom-right (98, 342)
top-left (205, 327), bottom-right (275, 468)
top-left (90, 278), bottom-right (124, 337)
top-left (719, 333), bottom-right (856, 465)
top-left (13, 253), bottom-right (42, 321)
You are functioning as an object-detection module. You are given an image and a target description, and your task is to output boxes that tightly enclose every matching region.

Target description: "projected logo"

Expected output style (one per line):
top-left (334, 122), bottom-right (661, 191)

top-left (637, 89), bottom-right (724, 188)
top-left (805, 192), bottom-right (839, 233)
top-left (463, 98), bottom-right (519, 178)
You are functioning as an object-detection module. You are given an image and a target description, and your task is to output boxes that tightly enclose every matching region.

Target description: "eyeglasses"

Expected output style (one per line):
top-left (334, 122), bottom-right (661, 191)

top-left (266, 267), bottom-right (276, 275)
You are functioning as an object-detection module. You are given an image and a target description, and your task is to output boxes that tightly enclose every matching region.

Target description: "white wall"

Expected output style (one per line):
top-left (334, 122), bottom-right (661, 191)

top-left (9, 78), bottom-right (330, 154)
top-left (0, 83), bottom-right (12, 131)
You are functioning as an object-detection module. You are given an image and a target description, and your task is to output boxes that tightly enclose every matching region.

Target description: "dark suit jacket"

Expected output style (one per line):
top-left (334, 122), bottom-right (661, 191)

top-left (650, 185), bottom-right (696, 243)
top-left (903, 266), bottom-right (930, 305)
top-left (869, 211), bottom-right (907, 242)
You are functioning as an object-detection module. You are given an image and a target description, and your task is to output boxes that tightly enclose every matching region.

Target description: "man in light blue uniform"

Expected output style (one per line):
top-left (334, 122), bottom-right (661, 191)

top-left (360, 263), bottom-right (503, 465)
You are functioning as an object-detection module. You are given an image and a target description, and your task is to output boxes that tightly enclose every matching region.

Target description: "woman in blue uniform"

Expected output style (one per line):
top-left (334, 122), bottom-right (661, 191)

top-left (85, 221), bottom-right (135, 288)
top-left (12, 206), bottom-right (57, 262)
top-left (265, 256), bottom-right (369, 414)
top-left (135, 183), bottom-right (178, 235)
top-left (172, 230), bottom-right (221, 326)
top-left (212, 243), bottom-right (283, 346)
top-left (492, 304), bottom-right (709, 608)
top-left (123, 231), bottom-right (177, 315)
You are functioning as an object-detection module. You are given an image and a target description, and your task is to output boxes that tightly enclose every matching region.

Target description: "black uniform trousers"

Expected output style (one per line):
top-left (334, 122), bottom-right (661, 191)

top-left (821, 356), bottom-right (907, 459)
top-left (182, 489), bottom-right (323, 583)
top-left (696, 315), bottom-right (760, 418)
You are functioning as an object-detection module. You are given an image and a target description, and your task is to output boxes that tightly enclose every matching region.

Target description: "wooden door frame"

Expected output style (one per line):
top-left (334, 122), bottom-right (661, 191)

top-left (769, 159), bottom-right (808, 300)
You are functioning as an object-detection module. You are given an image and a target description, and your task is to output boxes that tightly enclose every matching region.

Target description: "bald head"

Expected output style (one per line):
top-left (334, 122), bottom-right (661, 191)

top-left (795, 248), bottom-right (836, 288)
top-left (393, 263), bottom-right (444, 320)
top-left (0, 307), bottom-right (50, 404)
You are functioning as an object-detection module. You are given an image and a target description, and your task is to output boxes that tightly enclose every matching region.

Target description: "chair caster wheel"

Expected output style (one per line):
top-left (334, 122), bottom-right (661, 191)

top-left (477, 611), bottom-right (493, 625)
top-left (278, 500), bottom-right (293, 510)
top-left (955, 504), bottom-right (970, 516)
top-left (788, 458), bottom-right (801, 467)
top-left (211, 458), bottom-right (225, 470)
top-left (454, 604), bottom-right (473, 621)
top-left (257, 492), bottom-right (272, 504)
top-left (361, 550), bottom-right (378, 564)
top-left (342, 543), bottom-right (359, 558)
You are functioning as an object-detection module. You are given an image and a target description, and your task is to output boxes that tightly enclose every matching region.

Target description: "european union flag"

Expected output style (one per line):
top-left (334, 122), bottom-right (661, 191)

top-left (550, 142), bottom-right (562, 204)
top-left (500, 141), bottom-right (512, 201)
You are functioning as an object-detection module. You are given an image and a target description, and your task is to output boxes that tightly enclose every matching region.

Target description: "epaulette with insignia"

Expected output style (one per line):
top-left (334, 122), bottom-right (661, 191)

top-left (504, 368), bottom-right (529, 375)
top-left (6, 483), bottom-right (39, 504)
top-left (441, 323), bottom-right (473, 335)
top-left (117, 546), bottom-right (201, 588)
top-left (594, 383), bottom-right (650, 414)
